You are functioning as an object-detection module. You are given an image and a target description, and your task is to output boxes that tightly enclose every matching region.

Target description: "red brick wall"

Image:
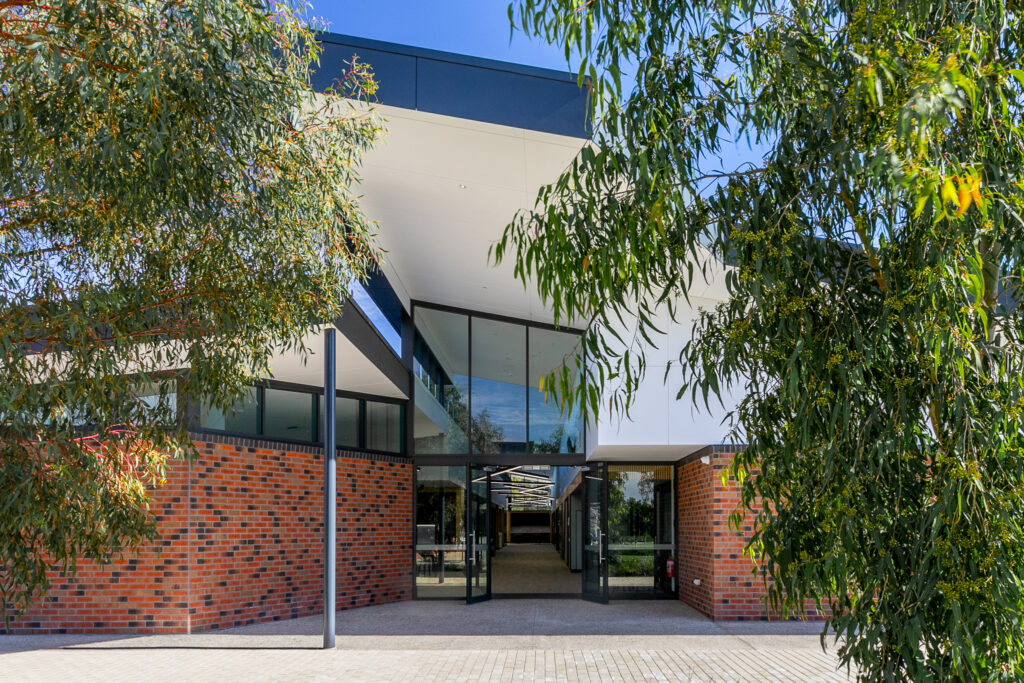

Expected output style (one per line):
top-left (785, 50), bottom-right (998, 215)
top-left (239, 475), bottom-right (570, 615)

top-left (336, 457), bottom-right (412, 610)
top-left (676, 448), bottom-right (714, 617)
top-left (706, 445), bottom-right (771, 620)
top-left (676, 446), bottom-right (770, 620)
top-left (6, 464), bottom-right (191, 634)
top-left (8, 435), bottom-right (413, 634)
top-left (676, 446), bottom-right (824, 621)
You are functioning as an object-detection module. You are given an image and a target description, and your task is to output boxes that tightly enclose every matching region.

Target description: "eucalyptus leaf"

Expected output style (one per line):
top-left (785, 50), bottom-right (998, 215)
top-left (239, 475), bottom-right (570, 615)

top-left (501, 0), bottom-right (1024, 678)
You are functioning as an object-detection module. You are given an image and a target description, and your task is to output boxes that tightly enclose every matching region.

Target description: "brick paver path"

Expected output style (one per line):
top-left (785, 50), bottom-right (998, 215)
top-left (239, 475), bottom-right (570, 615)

top-left (0, 600), bottom-right (852, 681)
top-left (1, 642), bottom-right (849, 682)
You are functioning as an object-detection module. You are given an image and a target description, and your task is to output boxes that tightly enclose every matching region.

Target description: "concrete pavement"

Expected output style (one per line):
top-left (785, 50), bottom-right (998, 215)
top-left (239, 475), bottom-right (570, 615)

top-left (0, 599), bottom-right (852, 682)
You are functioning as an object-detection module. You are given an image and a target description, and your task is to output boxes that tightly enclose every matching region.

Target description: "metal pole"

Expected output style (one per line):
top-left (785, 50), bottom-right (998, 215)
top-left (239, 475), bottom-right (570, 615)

top-left (323, 327), bottom-right (336, 649)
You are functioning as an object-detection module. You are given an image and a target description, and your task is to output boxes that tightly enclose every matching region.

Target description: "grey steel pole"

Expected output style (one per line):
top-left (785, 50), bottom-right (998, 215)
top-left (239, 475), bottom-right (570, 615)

top-left (323, 327), bottom-right (337, 649)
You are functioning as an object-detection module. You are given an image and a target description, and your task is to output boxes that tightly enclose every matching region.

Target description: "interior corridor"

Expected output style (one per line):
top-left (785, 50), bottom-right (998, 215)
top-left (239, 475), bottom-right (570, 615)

top-left (491, 543), bottom-right (580, 595)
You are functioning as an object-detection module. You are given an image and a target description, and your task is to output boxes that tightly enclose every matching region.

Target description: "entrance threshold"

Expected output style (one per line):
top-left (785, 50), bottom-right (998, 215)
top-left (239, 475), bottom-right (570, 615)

top-left (490, 593), bottom-right (580, 600)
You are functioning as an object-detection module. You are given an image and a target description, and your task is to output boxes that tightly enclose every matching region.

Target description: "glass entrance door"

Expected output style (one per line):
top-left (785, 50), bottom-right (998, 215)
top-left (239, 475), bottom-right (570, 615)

top-left (466, 466), bottom-right (491, 603)
top-left (582, 464), bottom-right (609, 603)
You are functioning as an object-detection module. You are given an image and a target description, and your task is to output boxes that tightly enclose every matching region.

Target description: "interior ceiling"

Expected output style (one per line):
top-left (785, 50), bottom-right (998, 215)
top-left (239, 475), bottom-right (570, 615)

top-left (358, 104), bottom-right (588, 327)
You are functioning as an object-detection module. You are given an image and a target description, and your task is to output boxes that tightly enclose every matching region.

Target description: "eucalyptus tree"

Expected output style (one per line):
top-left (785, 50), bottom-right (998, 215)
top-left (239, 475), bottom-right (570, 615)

top-left (0, 0), bottom-right (381, 623)
top-left (496, 0), bottom-right (1024, 678)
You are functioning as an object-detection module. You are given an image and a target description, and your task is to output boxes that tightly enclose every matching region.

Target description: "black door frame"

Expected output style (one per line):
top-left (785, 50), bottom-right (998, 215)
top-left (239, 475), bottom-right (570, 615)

top-left (581, 463), bottom-right (610, 603)
top-left (466, 465), bottom-right (492, 604)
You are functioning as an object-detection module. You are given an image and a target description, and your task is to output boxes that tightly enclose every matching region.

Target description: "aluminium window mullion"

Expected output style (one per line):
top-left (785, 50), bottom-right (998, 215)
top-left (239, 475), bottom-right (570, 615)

top-left (312, 392), bottom-right (319, 446)
top-left (358, 399), bottom-right (366, 450)
top-left (257, 385), bottom-right (265, 436)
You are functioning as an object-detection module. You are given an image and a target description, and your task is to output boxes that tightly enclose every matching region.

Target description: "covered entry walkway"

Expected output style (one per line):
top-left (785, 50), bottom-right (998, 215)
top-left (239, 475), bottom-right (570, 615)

top-left (491, 543), bottom-right (579, 595)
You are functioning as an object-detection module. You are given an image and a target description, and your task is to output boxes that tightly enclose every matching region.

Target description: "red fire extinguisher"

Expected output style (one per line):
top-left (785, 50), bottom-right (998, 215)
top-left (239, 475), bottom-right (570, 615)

top-left (666, 558), bottom-right (675, 579)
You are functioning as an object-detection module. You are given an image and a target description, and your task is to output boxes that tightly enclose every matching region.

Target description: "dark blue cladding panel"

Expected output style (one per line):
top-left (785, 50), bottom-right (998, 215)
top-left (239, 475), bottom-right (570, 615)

top-left (415, 59), bottom-right (587, 138)
top-left (314, 33), bottom-right (590, 139)
top-left (314, 42), bottom-right (417, 109)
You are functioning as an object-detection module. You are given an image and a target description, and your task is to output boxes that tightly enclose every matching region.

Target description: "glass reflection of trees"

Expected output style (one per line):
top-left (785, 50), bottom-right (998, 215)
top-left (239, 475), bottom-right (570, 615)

top-left (531, 423), bottom-right (579, 454)
top-left (413, 306), bottom-right (582, 456)
top-left (608, 470), bottom-right (657, 544)
top-left (414, 466), bottom-right (469, 596)
top-left (416, 488), bottom-right (465, 546)
top-left (606, 466), bottom-right (673, 591)
top-left (441, 385), bottom-right (506, 454)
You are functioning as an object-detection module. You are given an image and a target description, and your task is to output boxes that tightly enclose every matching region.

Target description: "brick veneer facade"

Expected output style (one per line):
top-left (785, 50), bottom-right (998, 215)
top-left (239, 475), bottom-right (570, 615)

top-left (8, 434), bottom-right (413, 634)
top-left (677, 445), bottom-right (772, 620)
top-left (676, 447), bottom-right (716, 617)
top-left (676, 445), bottom-right (825, 621)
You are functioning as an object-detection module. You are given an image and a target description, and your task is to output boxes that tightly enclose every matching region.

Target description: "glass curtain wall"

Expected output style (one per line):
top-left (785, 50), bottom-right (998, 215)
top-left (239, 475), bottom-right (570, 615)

top-left (412, 305), bottom-right (582, 456)
top-left (413, 309), bottom-right (470, 454)
top-left (471, 318), bottom-right (526, 453)
top-left (415, 466), bottom-right (468, 598)
top-left (606, 464), bottom-right (675, 596)
top-left (529, 327), bottom-right (582, 454)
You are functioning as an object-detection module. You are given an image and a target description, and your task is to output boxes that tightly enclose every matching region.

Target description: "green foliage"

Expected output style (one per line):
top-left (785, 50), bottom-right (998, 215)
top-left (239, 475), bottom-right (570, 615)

top-left (498, 0), bottom-right (1024, 679)
top-left (0, 0), bottom-right (381, 625)
top-left (608, 472), bottom-right (655, 543)
top-left (610, 552), bottom-right (654, 577)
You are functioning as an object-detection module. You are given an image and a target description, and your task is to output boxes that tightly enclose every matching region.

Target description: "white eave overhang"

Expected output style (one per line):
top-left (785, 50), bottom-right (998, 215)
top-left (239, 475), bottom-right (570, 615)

top-left (358, 104), bottom-right (590, 326)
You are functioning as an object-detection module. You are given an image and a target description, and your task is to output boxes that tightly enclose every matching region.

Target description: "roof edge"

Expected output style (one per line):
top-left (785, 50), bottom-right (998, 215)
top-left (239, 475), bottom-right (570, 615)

top-left (318, 31), bottom-right (581, 86)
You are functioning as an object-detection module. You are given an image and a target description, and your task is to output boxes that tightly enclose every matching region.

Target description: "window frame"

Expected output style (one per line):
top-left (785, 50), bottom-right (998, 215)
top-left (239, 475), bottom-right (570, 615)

top-left (193, 378), bottom-right (406, 455)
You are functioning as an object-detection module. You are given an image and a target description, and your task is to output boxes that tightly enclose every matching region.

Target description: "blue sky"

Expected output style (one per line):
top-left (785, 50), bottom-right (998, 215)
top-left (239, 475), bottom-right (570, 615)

top-left (309, 0), bottom-right (572, 72)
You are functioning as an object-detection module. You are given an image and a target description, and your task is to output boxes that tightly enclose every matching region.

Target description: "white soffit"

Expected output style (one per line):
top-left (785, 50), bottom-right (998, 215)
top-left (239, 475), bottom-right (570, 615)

top-left (267, 326), bottom-right (406, 399)
top-left (587, 444), bottom-right (707, 462)
top-left (359, 104), bottom-right (588, 325)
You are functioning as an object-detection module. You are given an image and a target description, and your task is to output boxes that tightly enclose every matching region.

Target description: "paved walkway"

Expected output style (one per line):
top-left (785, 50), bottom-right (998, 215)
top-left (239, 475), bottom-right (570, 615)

top-left (0, 600), bottom-right (851, 682)
top-left (492, 543), bottom-right (581, 594)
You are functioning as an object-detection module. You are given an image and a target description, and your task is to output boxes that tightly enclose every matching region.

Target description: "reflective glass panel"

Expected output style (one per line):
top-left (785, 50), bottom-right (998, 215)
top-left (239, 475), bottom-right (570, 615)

top-left (528, 327), bottom-right (582, 454)
top-left (263, 388), bottom-right (314, 442)
top-left (413, 308), bottom-right (469, 454)
top-left (351, 279), bottom-right (402, 355)
top-left (415, 466), bottom-right (467, 598)
top-left (607, 464), bottom-right (675, 596)
top-left (318, 396), bottom-right (360, 449)
top-left (199, 387), bottom-right (258, 434)
top-left (366, 401), bottom-right (402, 453)
top-left (471, 318), bottom-right (526, 454)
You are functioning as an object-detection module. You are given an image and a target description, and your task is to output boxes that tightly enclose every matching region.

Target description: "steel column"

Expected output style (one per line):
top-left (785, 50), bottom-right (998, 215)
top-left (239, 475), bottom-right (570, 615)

top-left (323, 328), bottom-right (337, 649)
